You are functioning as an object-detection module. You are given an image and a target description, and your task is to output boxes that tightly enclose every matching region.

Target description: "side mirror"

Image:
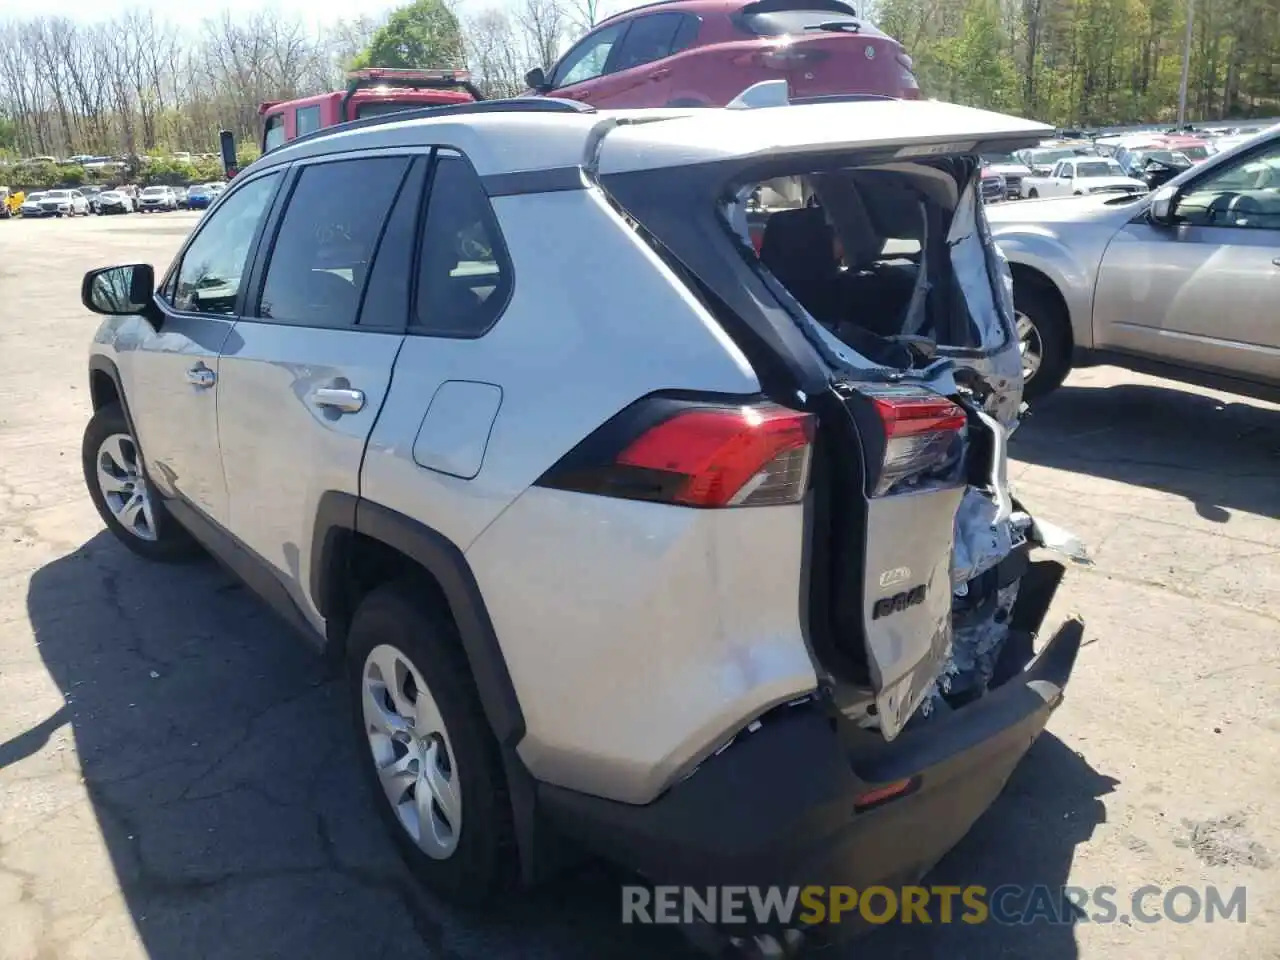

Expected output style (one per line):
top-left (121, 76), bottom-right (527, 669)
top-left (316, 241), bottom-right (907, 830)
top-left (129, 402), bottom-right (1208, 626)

top-left (82, 264), bottom-right (155, 317)
top-left (1148, 186), bottom-right (1178, 226)
top-left (524, 67), bottom-right (549, 91)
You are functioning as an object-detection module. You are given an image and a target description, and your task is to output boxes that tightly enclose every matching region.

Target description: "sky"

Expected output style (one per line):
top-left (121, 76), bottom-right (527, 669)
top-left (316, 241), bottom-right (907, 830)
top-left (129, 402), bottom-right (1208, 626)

top-left (0, 0), bottom-right (645, 28)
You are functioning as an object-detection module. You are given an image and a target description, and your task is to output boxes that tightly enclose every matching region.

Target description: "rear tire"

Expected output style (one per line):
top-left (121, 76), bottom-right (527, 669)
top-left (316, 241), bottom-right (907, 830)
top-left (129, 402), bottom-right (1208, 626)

top-left (346, 580), bottom-right (517, 906)
top-left (82, 403), bottom-right (201, 561)
top-left (1013, 283), bottom-right (1071, 402)
top-left (1028, 188), bottom-right (1039, 198)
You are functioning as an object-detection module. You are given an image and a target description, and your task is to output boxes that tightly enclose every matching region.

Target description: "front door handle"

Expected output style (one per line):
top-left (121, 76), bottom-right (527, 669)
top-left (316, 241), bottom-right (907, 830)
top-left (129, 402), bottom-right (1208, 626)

top-left (648, 69), bottom-right (671, 81)
top-left (186, 363), bottom-right (216, 388)
top-left (1272, 256), bottom-right (1280, 267)
top-left (311, 386), bottom-right (365, 413)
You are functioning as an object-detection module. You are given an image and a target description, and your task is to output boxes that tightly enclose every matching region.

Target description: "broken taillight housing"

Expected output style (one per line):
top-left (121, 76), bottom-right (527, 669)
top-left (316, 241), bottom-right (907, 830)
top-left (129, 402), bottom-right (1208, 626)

top-left (537, 400), bottom-right (815, 508)
top-left (867, 387), bottom-right (967, 496)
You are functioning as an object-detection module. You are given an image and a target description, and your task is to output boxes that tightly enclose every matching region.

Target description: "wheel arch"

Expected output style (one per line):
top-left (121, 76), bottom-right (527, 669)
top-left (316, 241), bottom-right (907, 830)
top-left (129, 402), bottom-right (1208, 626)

top-left (88, 355), bottom-right (138, 433)
top-left (311, 493), bottom-right (561, 883)
top-left (1008, 262), bottom-right (1075, 353)
top-left (310, 492), bottom-right (525, 747)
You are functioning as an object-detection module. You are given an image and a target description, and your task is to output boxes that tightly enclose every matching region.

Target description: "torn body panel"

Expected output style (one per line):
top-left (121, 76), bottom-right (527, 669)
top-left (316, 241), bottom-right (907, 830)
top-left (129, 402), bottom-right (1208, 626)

top-left (593, 131), bottom-right (1083, 739)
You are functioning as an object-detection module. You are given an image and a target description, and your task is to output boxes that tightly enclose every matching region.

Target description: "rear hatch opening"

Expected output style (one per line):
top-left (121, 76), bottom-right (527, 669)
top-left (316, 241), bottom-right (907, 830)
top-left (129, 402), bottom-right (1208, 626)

top-left (594, 125), bottom-right (1082, 740)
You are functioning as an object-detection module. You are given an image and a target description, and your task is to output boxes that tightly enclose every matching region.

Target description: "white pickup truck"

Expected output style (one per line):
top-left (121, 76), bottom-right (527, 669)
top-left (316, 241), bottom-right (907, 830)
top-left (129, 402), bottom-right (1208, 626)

top-left (1019, 156), bottom-right (1148, 199)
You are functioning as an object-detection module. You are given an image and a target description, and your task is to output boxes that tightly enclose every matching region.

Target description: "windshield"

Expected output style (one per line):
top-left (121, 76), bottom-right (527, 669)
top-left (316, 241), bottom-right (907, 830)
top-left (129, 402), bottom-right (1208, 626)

top-left (46, 191), bottom-right (70, 199)
top-left (142, 188), bottom-right (165, 196)
top-left (1074, 161), bottom-right (1121, 177)
top-left (981, 153), bottom-right (1017, 165)
top-left (1178, 144), bottom-right (1210, 160)
top-left (1138, 150), bottom-right (1190, 166)
top-left (1028, 149), bottom-right (1078, 166)
top-left (26, 193), bottom-right (45, 201)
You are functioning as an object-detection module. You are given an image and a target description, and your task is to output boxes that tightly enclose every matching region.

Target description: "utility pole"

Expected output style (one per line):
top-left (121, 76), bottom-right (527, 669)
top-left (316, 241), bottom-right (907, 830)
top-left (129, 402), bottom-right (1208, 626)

top-left (1176, 0), bottom-right (1195, 128)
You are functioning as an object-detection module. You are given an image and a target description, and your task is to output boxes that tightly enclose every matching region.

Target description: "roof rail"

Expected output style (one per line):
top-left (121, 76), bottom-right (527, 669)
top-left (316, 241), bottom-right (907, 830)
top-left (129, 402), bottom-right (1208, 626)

top-left (788, 93), bottom-right (897, 105)
top-left (275, 97), bottom-right (595, 153)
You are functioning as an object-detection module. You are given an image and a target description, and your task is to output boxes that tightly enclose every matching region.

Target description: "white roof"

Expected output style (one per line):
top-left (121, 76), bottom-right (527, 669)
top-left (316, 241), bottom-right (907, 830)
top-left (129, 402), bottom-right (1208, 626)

top-left (263, 99), bottom-right (1051, 180)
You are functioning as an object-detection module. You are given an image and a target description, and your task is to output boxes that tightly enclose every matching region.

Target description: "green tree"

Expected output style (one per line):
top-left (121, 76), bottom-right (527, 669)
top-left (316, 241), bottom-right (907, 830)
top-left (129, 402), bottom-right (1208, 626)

top-left (352, 0), bottom-right (465, 70)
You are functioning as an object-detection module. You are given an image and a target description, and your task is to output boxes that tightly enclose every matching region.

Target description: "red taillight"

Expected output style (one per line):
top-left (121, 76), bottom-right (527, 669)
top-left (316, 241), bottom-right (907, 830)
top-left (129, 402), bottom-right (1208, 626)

top-left (618, 405), bottom-right (814, 507)
top-left (868, 389), bottom-right (966, 496)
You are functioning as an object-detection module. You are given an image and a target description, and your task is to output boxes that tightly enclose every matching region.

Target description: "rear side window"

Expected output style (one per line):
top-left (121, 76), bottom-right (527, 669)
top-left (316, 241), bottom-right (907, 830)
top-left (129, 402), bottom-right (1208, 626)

top-left (412, 154), bottom-right (512, 338)
top-left (611, 13), bottom-right (686, 72)
top-left (257, 156), bottom-right (411, 329)
top-left (263, 114), bottom-right (286, 152)
top-left (672, 15), bottom-right (701, 52)
top-left (735, 1), bottom-right (861, 36)
top-left (296, 105), bottom-right (322, 136)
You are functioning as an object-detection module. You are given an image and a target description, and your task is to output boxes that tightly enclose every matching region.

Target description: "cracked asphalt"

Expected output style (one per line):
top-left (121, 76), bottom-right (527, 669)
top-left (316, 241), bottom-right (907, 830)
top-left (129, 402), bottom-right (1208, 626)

top-left (1, 212), bottom-right (1278, 960)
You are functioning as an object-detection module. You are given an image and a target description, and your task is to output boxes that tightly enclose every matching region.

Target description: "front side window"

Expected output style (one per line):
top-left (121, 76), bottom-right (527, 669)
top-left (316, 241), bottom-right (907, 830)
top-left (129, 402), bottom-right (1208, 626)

top-left (413, 154), bottom-right (512, 337)
top-left (263, 114), bottom-right (286, 152)
top-left (1176, 140), bottom-right (1280, 229)
top-left (171, 173), bottom-right (280, 315)
top-left (257, 156), bottom-right (411, 328)
top-left (552, 22), bottom-right (626, 88)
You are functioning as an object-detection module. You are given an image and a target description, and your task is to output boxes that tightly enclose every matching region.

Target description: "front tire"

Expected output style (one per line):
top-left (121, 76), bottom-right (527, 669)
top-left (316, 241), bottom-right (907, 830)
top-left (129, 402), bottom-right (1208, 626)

top-left (347, 581), bottom-right (517, 906)
top-left (1028, 188), bottom-right (1039, 198)
top-left (82, 403), bottom-right (200, 561)
top-left (1013, 283), bottom-right (1071, 402)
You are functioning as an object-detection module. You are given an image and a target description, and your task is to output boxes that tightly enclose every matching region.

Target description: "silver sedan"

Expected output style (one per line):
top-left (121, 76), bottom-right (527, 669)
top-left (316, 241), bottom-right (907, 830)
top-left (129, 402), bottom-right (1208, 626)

top-left (986, 125), bottom-right (1280, 403)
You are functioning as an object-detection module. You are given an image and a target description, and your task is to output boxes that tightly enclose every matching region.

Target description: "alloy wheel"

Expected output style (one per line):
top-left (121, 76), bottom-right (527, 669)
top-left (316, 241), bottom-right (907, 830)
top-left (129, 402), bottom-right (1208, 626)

top-left (1016, 311), bottom-right (1044, 382)
top-left (362, 643), bottom-right (462, 859)
top-left (95, 433), bottom-right (158, 541)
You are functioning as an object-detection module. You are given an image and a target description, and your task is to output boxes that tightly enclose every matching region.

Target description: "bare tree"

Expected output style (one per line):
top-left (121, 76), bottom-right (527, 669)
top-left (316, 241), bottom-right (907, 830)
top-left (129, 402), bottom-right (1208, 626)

top-left (464, 9), bottom-right (532, 97)
top-left (516, 0), bottom-right (569, 74)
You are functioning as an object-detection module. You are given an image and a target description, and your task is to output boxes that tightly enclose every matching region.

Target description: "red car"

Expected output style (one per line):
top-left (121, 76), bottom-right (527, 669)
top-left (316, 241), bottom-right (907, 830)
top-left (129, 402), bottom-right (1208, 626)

top-left (524, 0), bottom-right (919, 108)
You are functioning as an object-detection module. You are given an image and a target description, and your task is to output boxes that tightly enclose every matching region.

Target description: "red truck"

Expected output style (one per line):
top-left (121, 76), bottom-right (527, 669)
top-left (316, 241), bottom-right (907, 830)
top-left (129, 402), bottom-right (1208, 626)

top-left (258, 68), bottom-right (483, 154)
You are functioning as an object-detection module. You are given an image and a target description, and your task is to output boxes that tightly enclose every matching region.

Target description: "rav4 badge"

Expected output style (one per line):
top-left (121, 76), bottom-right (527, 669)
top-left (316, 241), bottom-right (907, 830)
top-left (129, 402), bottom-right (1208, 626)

top-left (879, 566), bottom-right (912, 588)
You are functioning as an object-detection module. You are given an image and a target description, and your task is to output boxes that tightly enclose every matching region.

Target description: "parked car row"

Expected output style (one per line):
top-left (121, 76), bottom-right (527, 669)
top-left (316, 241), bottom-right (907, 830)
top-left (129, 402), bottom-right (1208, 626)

top-left (987, 122), bottom-right (1280, 405)
top-left (978, 126), bottom-right (1256, 204)
top-left (1, 182), bottom-right (227, 218)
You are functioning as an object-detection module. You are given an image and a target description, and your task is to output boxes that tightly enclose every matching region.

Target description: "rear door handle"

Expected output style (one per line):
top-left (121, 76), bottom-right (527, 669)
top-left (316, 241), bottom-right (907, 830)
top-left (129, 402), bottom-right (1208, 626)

top-left (310, 387), bottom-right (365, 413)
top-left (648, 69), bottom-right (671, 81)
top-left (1272, 256), bottom-right (1280, 267)
top-left (186, 363), bottom-right (216, 388)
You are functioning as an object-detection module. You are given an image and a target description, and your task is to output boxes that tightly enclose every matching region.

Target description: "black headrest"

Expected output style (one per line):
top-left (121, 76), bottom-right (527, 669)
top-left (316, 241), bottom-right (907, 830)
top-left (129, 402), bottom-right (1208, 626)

top-left (759, 207), bottom-right (837, 287)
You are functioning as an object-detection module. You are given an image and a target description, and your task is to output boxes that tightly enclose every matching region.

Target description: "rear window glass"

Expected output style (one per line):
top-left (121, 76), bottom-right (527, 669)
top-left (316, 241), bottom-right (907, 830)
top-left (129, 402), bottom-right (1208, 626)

top-left (357, 101), bottom-right (431, 119)
top-left (737, 5), bottom-right (860, 35)
top-left (727, 159), bottom-right (1010, 369)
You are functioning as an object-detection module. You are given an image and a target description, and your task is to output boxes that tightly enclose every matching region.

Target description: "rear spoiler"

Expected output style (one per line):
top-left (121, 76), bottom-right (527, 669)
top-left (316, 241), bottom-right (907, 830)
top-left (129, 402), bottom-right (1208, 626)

top-left (726, 79), bottom-right (895, 109)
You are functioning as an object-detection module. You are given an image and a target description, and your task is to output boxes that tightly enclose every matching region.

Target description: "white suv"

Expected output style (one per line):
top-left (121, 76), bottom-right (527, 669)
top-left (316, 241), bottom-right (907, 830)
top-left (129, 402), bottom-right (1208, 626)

top-left (137, 185), bottom-right (177, 212)
top-left (79, 95), bottom-right (1084, 950)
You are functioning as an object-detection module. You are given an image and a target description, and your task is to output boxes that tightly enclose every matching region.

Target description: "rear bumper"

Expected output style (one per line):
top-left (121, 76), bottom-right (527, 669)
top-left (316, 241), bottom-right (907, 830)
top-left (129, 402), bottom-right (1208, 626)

top-left (538, 561), bottom-right (1080, 926)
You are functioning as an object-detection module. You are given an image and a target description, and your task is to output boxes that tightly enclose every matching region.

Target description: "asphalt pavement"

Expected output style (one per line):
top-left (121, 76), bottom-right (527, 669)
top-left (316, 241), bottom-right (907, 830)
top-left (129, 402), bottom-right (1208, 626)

top-left (0, 212), bottom-right (1276, 960)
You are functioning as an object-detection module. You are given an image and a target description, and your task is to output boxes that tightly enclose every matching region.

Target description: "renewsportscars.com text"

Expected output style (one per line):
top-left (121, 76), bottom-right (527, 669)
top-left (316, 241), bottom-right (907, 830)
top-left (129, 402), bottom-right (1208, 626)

top-left (622, 884), bottom-right (1248, 926)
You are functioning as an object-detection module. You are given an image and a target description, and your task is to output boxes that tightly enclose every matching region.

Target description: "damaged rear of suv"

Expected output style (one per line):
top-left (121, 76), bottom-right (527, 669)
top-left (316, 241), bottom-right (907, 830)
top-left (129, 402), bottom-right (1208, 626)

top-left (80, 92), bottom-right (1087, 957)
top-left (540, 95), bottom-right (1088, 934)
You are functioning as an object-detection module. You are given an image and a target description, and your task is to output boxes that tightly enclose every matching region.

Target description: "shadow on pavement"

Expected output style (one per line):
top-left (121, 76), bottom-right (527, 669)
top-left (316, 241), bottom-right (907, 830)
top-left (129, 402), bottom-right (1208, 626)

top-left (27, 531), bottom-right (1112, 959)
top-left (1012, 383), bottom-right (1280, 522)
